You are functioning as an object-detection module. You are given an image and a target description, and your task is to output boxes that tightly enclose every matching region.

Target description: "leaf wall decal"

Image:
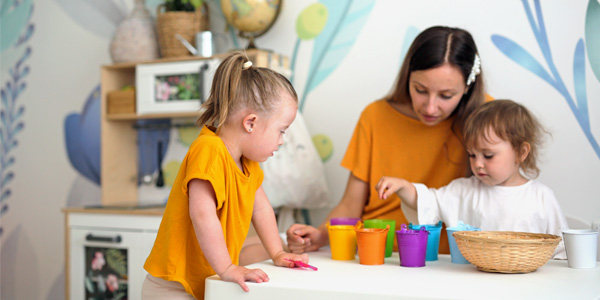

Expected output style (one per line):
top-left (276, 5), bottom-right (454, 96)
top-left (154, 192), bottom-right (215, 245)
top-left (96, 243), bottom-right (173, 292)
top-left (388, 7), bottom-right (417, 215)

top-left (491, 34), bottom-right (554, 86)
top-left (585, 0), bottom-right (600, 83)
top-left (300, 0), bottom-right (375, 111)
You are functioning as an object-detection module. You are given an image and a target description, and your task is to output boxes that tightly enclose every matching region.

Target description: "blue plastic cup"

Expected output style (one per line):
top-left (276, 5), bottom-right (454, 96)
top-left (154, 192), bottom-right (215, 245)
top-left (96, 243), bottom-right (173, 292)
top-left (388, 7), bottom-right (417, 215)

top-left (409, 221), bottom-right (442, 261)
top-left (446, 221), bottom-right (481, 264)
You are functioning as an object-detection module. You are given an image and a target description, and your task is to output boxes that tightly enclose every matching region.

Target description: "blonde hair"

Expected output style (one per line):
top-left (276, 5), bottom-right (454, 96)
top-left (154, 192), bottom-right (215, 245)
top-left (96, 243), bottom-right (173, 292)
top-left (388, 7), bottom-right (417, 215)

top-left (463, 99), bottom-right (548, 178)
top-left (197, 51), bottom-right (298, 128)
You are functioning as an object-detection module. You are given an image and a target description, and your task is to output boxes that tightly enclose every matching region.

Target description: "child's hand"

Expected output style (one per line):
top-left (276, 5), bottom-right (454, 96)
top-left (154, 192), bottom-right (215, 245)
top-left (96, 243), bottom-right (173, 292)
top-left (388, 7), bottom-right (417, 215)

top-left (376, 176), bottom-right (405, 199)
top-left (272, 251), bottom-right (309, 268)
top-left (219, 264), bottom-right (269, 292)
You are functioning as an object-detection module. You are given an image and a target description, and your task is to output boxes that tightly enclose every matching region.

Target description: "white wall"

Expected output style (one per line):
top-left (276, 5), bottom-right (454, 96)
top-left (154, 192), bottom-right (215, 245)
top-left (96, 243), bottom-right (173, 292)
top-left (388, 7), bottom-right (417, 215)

top-left (1, 0), bottom-right (598, 299)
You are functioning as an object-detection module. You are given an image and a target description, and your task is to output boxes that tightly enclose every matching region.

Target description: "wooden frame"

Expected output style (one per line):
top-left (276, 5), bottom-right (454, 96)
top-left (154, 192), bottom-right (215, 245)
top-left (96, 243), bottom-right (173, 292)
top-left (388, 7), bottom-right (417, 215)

top-left (135, 58), bottom-right (221, 115)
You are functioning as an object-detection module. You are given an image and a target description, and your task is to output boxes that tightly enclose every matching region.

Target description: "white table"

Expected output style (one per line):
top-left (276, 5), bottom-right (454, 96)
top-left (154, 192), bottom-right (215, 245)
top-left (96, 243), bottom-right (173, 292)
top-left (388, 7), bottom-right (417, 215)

top-left (205, 248), bottom-right (600, 300)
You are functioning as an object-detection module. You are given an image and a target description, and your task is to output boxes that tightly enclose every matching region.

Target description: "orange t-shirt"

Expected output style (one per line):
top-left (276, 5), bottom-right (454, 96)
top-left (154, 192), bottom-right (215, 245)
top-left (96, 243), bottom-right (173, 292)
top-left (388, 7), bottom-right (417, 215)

top-left (341, 99), bottom-right (468, 252)
top-left (144, 126), bottom-right (263, 299)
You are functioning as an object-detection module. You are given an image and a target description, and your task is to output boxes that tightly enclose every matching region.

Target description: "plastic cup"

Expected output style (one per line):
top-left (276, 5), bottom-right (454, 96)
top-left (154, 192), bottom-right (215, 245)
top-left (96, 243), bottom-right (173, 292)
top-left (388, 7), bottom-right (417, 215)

top-left (446, 221), bottom-right (481, 264)
top-left (327, 224), bottom-right (357, 260)
top-left (396, 224), bottom-right (428, 267)
top-left (356, 222), bottom-right (389, 265)
top-left (330, 217), bottom-right (361, 226)
top-left (409, 221), bottom-right (442, 261)
top-left (562, 229), bottom-right (599, 269)
top-left (593, 221), bottom-right (600, 262)
top-left (364, 219), bottom-right (396, 257)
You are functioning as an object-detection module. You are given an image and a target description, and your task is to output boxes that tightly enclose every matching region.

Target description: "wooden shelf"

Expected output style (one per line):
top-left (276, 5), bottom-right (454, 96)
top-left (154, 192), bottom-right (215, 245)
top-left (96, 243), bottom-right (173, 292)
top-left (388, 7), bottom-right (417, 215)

top-left (100, 49), bottom-right (289, 205)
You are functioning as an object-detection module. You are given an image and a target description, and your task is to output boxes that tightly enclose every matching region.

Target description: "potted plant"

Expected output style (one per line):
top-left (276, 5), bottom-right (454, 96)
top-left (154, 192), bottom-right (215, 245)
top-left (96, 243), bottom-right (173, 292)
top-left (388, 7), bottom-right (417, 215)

top-left (156, 0), bottom-right (209, 58)
top-left (164, 0), bottom-right (203, 11)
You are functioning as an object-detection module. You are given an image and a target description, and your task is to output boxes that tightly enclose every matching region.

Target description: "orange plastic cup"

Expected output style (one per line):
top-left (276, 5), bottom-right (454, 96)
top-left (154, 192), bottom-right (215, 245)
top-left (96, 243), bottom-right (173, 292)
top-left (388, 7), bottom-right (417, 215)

top-left (355, 221), bottom-right (389, 265)
top-left (327, 224), bottom-right (357, 260)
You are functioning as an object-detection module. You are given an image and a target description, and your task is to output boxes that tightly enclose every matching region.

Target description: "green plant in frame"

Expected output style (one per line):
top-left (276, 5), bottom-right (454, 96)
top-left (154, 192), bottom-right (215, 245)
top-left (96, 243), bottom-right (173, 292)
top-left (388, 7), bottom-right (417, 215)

top-left (176, 73), bottom-right (200, 100)
top-left (164, 0), bottom-right (203, 11)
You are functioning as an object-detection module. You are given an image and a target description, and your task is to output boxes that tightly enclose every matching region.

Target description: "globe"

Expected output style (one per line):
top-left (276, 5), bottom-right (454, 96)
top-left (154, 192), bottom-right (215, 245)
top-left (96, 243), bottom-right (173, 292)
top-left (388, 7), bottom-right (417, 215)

top-left (221, 0), bottom-right (282, 49)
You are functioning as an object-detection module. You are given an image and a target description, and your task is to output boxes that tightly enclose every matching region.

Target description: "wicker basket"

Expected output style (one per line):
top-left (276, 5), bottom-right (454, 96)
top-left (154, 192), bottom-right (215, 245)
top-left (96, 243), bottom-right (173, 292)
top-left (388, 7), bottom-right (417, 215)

top-left (453, 231), bottom-right (561, 273)
top-left (156, 3), bottom-right (209, 58)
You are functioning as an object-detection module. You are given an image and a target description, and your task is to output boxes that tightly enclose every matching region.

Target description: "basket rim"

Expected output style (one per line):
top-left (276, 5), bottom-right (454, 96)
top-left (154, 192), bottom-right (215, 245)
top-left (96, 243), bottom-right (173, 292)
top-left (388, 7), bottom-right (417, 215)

top-left (453, 231), bottom-right (561, 244)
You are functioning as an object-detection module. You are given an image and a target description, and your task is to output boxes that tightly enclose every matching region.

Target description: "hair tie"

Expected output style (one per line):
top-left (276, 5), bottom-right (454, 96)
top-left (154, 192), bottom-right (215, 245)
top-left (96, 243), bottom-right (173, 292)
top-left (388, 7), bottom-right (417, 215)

top-left (466, 54), bottom-right (481, 86)
top-left (243, 61), bottom-right (253, 70)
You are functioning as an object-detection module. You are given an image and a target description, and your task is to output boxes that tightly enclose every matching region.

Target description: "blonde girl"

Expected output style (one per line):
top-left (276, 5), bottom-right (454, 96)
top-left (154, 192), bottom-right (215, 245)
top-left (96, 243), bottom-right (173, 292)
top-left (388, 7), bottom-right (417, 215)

top-left (142, 52), bottom-right (308, 299)
top-left (376, 100), bottom-right (568, 258)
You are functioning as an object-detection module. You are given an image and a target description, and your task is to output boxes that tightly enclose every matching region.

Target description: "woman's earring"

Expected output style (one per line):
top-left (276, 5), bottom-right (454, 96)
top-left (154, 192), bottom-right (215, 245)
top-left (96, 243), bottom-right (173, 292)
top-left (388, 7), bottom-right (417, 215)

top-left (248, 128), bottom-right (252, 132)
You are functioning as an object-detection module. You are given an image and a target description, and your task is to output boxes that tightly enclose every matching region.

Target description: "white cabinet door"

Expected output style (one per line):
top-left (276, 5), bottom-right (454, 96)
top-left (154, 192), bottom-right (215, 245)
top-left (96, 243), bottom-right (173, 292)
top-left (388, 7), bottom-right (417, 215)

top-left (70, 228), bottom-right (156, 300)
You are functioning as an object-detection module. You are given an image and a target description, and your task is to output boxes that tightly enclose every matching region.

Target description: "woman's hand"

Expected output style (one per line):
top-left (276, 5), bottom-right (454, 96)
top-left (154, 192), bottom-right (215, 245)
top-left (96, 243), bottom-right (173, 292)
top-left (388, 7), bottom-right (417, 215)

top-left (219, 264), bottom-right (270, 292)
top-left (286, 224), bottom-right (326, 253)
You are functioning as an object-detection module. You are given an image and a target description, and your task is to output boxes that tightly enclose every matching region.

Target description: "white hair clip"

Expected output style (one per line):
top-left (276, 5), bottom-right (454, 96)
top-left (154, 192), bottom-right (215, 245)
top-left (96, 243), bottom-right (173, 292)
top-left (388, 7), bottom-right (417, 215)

top-left (466, 54), bottom-right (481, 86)
top-left (243, 61), bottom-right (253, 70)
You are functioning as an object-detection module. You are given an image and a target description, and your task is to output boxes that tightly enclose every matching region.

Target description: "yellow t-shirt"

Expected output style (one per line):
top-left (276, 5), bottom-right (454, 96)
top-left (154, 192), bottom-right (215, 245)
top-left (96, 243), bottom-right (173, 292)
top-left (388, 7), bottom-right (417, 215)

top-left (144, 126), bottom-right (263, 299)
top-left (341, 99), bottom-right (468, 252)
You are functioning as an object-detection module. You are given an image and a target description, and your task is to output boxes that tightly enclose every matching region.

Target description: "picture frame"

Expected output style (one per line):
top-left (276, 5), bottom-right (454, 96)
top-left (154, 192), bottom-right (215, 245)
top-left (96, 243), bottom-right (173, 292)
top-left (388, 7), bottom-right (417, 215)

top-left (135, 58), bottom-right (220, 115)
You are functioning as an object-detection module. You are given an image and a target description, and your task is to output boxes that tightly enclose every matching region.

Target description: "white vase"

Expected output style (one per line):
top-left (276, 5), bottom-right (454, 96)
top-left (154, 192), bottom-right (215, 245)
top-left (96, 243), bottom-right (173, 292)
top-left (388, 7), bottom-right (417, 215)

top-left (110, 0), bottom-right (159, 63)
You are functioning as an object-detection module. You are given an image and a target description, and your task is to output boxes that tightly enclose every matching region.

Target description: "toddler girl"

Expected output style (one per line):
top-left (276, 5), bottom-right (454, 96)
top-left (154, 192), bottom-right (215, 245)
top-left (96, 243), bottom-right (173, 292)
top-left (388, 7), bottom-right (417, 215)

top-left (142, 52), bottom-right (308, 299)
top-left (376, 99), bottom-right (568, 258)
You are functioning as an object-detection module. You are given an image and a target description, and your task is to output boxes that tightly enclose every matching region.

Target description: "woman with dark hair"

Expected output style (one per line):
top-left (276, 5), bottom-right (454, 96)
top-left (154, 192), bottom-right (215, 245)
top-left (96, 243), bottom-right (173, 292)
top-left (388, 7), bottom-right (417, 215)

top-left (285, 26), bottom-right (486, 254)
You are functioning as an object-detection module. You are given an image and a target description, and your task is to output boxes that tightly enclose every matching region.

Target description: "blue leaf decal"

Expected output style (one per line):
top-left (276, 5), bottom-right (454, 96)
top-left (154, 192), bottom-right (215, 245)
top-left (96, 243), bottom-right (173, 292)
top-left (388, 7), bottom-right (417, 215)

top-left (64, 113), bottom-right (99, 184)
top-left (52, 0), bottom-right (126, 39)
top-left (299, 0), bottom-right (375, 111)
top-left (585, 0), bottom-right (600, 82)
top-left (63, 86), bottom-right (101, 185)
top-left (0, 189), bottom-right (10, 202)
top-left (491, 34), bottom-right (554, 86)
top-left (0, 0), bottom-right (32, 52)
top-left (399, 26), bottom-right (420, 68)
top-left (1, 172), bottom-right (13, 189)
top-left (573, 39), bottom-right (588, 130)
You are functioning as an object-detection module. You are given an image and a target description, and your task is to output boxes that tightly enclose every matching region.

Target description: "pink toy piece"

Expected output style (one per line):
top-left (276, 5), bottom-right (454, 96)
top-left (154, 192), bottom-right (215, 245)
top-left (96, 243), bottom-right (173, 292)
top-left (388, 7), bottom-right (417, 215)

top-left (284, 259), bottom-right (318, 271)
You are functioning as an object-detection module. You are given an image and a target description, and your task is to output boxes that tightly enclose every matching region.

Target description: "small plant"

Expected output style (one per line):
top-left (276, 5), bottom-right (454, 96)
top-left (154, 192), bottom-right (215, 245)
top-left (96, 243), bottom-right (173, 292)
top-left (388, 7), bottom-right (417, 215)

top-left (164, 0), bottom-right (203, 12)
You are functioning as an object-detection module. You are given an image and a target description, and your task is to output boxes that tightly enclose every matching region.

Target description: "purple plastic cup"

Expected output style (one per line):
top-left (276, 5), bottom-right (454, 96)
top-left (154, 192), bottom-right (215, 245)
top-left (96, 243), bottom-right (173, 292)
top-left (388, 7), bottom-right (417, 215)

top-left (396, 224), bottom-right (429, 267)
top-left (330, 217), bottom-right (361, 226)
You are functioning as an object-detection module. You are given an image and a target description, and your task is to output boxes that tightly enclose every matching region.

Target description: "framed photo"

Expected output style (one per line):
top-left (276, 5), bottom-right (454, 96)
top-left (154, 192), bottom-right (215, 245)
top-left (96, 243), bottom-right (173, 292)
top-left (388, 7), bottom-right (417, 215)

top-left (135, 59), bottom-right (220, 115)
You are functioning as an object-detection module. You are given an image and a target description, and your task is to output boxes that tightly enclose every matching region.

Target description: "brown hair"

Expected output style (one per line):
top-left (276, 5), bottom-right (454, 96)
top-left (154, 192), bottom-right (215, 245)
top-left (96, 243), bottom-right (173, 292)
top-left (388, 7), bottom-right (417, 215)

top-left (463, 99), bottom-right (548, 178)
top-left (197, 51), bottom-right (298, 128)
top-left (388, 26), bottom-right (485, 136)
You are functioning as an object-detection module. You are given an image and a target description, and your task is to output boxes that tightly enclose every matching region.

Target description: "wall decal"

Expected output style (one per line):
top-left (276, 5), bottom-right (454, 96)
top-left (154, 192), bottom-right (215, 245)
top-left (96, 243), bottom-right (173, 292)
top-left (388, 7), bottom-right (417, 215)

top-left (492, 0), bottom-right (599, 159)
top-left (298, 0), bottom-right (374, 112)
top-left (0, 0), bottom-right (34, 238)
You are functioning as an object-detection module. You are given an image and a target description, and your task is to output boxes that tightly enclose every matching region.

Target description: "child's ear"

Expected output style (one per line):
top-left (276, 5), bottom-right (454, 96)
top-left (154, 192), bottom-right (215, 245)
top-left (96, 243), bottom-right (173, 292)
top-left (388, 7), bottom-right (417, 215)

top-left (243, 114), bottom-right (257, 133)
top-left (519, 142), bottom-right (531, 162)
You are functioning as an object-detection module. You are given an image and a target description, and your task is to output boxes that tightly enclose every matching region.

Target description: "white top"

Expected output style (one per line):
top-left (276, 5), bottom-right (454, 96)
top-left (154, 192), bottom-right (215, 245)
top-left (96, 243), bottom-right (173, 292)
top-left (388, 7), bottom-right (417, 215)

top-left (205, 249), bottom-right (600, 300)
top-left (414, 177), bottom-right (568, 259)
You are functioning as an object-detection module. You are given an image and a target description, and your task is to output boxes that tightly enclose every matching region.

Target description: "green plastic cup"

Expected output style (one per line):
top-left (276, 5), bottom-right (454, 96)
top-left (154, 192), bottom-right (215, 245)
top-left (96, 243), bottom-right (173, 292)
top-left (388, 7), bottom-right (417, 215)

top-left (364, 219), bottom-right (396, 257)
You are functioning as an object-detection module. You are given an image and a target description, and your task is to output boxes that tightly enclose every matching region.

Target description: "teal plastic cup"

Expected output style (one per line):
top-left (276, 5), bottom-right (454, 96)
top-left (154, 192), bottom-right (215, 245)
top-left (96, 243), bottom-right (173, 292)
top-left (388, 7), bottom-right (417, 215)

top-left (364, 219), bottom-right (396, 257)
top-left (409, 221), bottom-right (442, 261)
top-left (446, 221), bottom-right (481, 264)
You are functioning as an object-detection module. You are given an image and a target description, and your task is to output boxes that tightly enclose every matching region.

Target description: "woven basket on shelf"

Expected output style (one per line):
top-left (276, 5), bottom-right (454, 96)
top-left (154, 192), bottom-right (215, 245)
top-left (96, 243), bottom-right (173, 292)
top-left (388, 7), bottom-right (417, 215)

top-left (453, 231), bottom-right (561, 273)
top-left (156, 3), bottom-right (210, 58)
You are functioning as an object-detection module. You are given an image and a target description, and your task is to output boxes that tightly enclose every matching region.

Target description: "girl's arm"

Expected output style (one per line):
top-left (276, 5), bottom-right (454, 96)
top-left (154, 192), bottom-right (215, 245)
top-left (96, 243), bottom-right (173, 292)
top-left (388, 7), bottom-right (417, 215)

top-left (286, 173), bottom-right (369, 253)
top-left (375, 176), bottom-right (418, 210)
top-left (252, 186), bottom-right (308, 265)
top-left (188, 179), bottom-right (268, 292)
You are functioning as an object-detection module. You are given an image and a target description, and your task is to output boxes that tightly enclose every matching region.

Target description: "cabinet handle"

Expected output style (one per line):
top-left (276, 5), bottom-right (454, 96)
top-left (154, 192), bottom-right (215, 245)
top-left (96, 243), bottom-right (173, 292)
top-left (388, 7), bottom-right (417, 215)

top-left (86, 233), bottom-right (122, 243)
